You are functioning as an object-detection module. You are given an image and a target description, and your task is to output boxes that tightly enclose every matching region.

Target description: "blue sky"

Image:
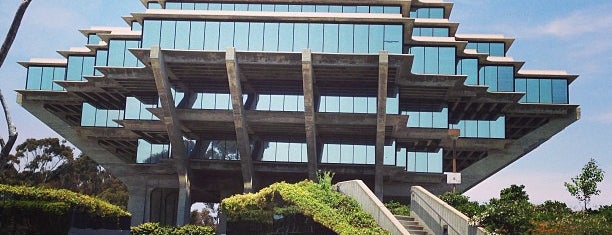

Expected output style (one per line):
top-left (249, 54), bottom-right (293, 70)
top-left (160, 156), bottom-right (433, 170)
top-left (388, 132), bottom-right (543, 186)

top-left (0, 1), bottom-right (610, 209)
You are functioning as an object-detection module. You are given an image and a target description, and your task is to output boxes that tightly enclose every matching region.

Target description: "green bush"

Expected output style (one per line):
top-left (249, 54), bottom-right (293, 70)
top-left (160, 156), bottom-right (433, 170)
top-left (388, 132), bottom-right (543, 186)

top-left (0, 184), bottom-right (129, 217)
top-left (0, 200), bottom-right (73, 234)
top-left (438, 192), bottom-right (484, 218)
top-left (131, 222), bottom-right (215, 235)
top-left (384, 201), bottom-right (410, 216)
top-left (222, 172), bottom-right (389, 235)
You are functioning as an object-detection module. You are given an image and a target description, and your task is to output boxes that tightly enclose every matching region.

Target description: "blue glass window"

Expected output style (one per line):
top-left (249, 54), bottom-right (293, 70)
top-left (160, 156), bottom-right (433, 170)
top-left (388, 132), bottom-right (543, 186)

top-left (262, 142), bottom-right (307, 162)
top-left (479, 66), bottom-right (515, 91)
top-left (321, 144), bottom-right (375, 164)
top-left (450, 116), bottom-right (506, 139)
top-left (410, 8), bottom-right (444, 19)
top-left (137, 139), bottom-right (170, 164)
top-left (404, 108), bottom-right (448, 128)
top-left (125, 97), bottom-right (158, 120)
top-left (81, 102), bottom-right (124, 127)
top-left (410, 46), bottom-right (456, 75)
top-left (413, 27), bottom-right (449, 37)
top-left (26, 66), bottom-right (66, 91)
top-left (467, 42), bottom-right (506, 56)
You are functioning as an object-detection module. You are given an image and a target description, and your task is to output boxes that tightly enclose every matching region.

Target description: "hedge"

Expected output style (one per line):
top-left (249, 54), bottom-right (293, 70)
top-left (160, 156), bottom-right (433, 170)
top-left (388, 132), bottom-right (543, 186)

top-left (0, 184), bottom-right (129, 217)
top-left (131, 223), bottom-right (215, 235)
top-left (221, 173), bottom-right (389, 235)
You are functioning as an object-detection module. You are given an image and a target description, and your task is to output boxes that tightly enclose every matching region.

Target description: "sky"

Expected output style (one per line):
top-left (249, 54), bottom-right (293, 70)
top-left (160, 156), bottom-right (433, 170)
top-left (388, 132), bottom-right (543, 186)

top-left (0, 1), bottom-right (610, 209)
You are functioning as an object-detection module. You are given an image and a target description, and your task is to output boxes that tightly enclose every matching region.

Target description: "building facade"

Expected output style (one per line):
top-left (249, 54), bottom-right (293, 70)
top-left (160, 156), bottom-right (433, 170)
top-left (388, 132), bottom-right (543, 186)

top-left (18, 0), bottom-right (579, 226)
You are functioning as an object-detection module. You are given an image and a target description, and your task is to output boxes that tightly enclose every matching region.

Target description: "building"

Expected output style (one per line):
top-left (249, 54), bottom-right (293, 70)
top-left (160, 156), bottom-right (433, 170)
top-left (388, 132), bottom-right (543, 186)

top-left (18, 0), bottom-right (579, 226)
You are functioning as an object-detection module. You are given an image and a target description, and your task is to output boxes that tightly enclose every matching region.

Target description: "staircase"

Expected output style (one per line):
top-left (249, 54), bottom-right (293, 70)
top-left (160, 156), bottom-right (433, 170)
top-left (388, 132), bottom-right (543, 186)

top-left (394, 215), bottom-right (430, 235)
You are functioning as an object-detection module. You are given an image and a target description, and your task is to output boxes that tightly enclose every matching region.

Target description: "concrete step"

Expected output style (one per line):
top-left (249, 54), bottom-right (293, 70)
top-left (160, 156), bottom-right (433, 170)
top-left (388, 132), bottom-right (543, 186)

top-left (398, 220), bottom-right (420, 227)
top-left (394, 215), bottom-right (415, 221)
top-left (407, 230), bottom-right (428, 235)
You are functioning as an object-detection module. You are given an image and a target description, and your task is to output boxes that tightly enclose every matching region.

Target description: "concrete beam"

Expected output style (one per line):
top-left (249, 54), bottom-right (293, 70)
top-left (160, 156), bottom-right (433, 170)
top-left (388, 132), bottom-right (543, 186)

top-left (150, 46), bottom-right (191, 226)
top-left (375, 51), bottom-right (389, 199)
top-left (225, 47), bottom-right (255, 193)
top-left (302, 49), bottom-right (318, 181)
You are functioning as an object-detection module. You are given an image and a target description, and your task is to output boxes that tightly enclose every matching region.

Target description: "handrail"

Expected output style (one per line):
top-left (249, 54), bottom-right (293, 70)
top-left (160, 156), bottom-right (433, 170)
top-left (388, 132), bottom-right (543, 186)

top-left (335, 180), bottom-right (410, 235)
top-left (410, 186), bottom-right (488, 235)
top-left (411, 188), bottom-right (462, 234)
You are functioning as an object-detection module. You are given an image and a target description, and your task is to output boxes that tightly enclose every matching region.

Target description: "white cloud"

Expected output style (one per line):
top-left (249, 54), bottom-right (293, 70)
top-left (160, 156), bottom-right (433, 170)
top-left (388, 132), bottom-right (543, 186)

top-left (538, 9), bottom-right (612, 37)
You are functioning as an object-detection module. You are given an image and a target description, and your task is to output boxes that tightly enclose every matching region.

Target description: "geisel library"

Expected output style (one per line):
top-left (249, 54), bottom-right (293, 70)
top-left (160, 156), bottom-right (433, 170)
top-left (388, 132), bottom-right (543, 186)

top-left (18, 0), bottom-right (578, 226)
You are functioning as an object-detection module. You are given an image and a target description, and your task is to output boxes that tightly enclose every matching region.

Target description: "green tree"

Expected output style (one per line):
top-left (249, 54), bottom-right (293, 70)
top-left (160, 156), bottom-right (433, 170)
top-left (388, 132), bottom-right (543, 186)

top-left (477, 184), bottom-right (534, 234)
top-left (564, 158), bottom-right (605, 211)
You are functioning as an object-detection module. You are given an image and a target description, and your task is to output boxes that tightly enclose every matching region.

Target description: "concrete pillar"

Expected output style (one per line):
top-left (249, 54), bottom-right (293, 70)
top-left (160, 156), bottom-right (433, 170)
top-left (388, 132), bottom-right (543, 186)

top-left (127, 185), bottom-right (148, 226)
top-left (375, 51), bottom-right (389, 200)
top-left (150, 46), bottom-right (191, 225)
top-left (302, 49), bottom-right (318, 181)
top-left (225, 47), bottom-right (255, 193)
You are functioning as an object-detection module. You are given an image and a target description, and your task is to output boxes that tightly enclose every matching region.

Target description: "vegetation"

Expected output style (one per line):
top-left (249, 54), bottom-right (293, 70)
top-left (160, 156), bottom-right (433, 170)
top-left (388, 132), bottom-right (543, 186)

top-left (131, 223), bottom-right (215, 235)
top-left (440, 185), bottom-right (612, 234)
top-left (565, 158), bottom-right (605, 210)
top-left (221, 171), bottom-right (389, 235)
top-left (0, 184), bottom-right (130, 234)
top-left (0, 138), bottom-right (128, 209)
top-left (384, 201), bottom-right (410, 216)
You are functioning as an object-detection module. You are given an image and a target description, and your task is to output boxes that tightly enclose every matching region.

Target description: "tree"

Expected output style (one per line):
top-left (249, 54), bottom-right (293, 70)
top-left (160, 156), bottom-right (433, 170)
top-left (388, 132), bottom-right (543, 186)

top-left (565, 158), bottom-right (605, 211)
top-left (476, 184), bottom-right (534, 234)
top-left (0, 0), bottom-right (33, 158)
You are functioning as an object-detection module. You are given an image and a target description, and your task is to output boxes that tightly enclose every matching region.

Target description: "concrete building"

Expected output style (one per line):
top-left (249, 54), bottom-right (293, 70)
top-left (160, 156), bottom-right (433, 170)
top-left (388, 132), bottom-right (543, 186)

top-left (18, 0), bottom-right (578, 226)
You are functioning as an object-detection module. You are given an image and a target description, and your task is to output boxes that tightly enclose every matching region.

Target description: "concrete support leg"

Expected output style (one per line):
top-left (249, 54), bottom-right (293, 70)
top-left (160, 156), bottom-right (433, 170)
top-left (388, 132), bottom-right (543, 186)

top-left (375, 51), bottom-right (389, 200)
top-left (302, 49), bottom-right (318, 181)
top-left (127, 185), bottom-right (148, 226)
top-left (150, 46), bottom-right (191, 225)
top-left (226, 47), bottom-right (255, 193)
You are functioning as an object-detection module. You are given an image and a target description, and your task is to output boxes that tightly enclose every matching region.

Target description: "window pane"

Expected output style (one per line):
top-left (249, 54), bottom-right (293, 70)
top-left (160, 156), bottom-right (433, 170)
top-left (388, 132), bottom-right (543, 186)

top-left (67, 56), bottom-right (83, 81)
top-left (490, 116), bottom-right (505, 138)
top-left (309, 23), bottom-right (324, 52)
top-left (175, 21), bottom-right (190, 49)
top-left (339, 96), bottom-right (353, 113)
top-left (278, 23), bottom-right (294, 51)
top-left (160, 21), bottom-right (176, 49)
top-left (108, 40), bottom-right (126, 67)
top-left (369, 25), bottom-right (384, 53)
top-left (490, 43), bottom-right (505, 56)
top-left (477, 121), bottom-right (490, 138)
top-left (270, 95), bottom-right (284, 111)
top-left (340, 144), bottom-right (353, 164)
top-left (433, 28), bottom-right (449, 37)
top-left (338, 24), bottom-right (354, 53)
top-left (285, 95), bottom-right (298, 111)
top-left (219, 22), bottom-right (235, 50)
top-left (293, 23), bottom-right (308, 51)
top-left (438, 47), bottom-right (455, 74)
top-left (484, 66), bottom-right (498, 91)
top-left (81, 103), bottom-right (96, 126)
top-left (354, 25), bottom-right (369, 53)
top-left (249, 22), bottom-right (264, 51)
top-left (53, 67), bottom-right (66, 90)
top-left (430, 8), bottom-right (444, 18)
top-left (204, 22), bottom-right (220, 50)
top-left (552, 79), bottom-right (568, 104)
top-left (384, 25), bottom-right (402, 53)
top-left (82, 57), bottom-right (95, 77)
top-left (323, 24), bottom-right (339, 53)
top-left (540, 79), bottom-right (552, 103)
top-left (40, 67), bottom-right (54, 90)
top-left (411, 47), bottom-right (424, 74)
top-left (233, 22), bottom-right (249, 50)
top-left (189, 21), bottom-right (205, 50)
top-left (354, 97), bottom-right (368, 113)
top-left (526, 79), bottom-right (540, 103)
top-left (515, 78), bottom-right (527, 103)
top-left (26, 67), bottom-right (42, 90)
top-left (263, 23), bottom-right (279, 51)
top-left (498, 66), bottom-right (514, 91)
top-left (424, 47), bottom-right (439, 74)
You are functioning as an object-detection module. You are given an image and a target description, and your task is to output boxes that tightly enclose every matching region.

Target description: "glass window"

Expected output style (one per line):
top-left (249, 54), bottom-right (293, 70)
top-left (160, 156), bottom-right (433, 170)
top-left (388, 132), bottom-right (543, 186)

top-left (219, 22), bottom-right (235, 50)
top-left (457, 59), bottom-right (478, 85)
top-left (108, 40), bottom-right (126, 67)
top-left (87, 34), bottom-right (100, 45)
top-left (552, 79), bottom-right (568, 104)
top-left (278, 23), bottom-right (294, 52)
top-left (263, 23), bottom-right (279, 51)
top-left (526, 79), bottom-right (540, 103)
top-left (309, 23), bottom-right (324, 52)
top-left (323, 24), bottom-right (339, 53)
top-left (249, 22), bottom-right (264, 51)
top-left (438, 47), bottom-right (456, 74)
top-left (384, 25), bottom-right (402, 53)
top-left (67, 56), bottom-right (83, 81)
top-left (166, 2), bottom-right (181, 9)
top-left (354, 25), bottom-right (369, 53)
top-left (369, 25), bottom-right (384, 53)
top-left (142, 20), bottom-right (161, 48)
top-left (40, 67), bottom-right (54, 90)
top-left (26, 67), bottom-right (42, 90)
top-left (160, 21), bottom-right (176, 49)
top-left (490, 43), bottom-right (505, 56)
top-left (204, 22), bottom-right (220, 50)
top-left (52, 67), bottom-right (66, 90)
top-left (233, 22), bottom-right (249, 50)
top-left (148, 3), bottom-right (162, 9)
top-left (189, 21), bottom-right (205, 50)
top-left (293, 23), bottom-right (308, 51)
top-left (174, 21), bottom-right (191, 49)
top-left (497, 66), bottom-right (514, 91)
top-left (515, 78), bottom-right (527, 103)
top-left (338, 24), bottom-right (354, 53)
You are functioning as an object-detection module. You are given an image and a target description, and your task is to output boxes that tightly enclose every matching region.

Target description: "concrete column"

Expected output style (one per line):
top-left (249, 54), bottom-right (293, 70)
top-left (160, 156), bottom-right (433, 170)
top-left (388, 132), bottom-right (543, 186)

top-left (150, 46), bottom-right (191, 225)
top-left (375, 51), bottom-right (389, 200)
top-left (225, 47), bottom-right (255, 193)
top-left (302, 49), bottom-right (318, 181)
top-left (127, 185), bottom-right (148, 226)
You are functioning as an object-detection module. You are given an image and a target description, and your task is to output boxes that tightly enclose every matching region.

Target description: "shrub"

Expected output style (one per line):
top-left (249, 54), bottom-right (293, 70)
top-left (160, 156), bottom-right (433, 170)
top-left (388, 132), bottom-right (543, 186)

top-left (131, 223), bottom-right (215, 235)
top-left (384, 201), bottom-right (410, 216)
top-left (531, 212), bottom-right (612, 235)
top-left (438, 192), bottom-right (484, 218)
top-left (222, 172), bottom-right (389, 235)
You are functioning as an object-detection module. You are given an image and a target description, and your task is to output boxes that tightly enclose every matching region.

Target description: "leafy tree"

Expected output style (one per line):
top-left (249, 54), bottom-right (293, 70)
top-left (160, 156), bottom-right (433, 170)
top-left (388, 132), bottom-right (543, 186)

top-left (476, 184), bottom-right (534, 234)
top-left (564, 158), bottom-right (605, 210)
top-left (10, 138), bottom-right (74, 184)
top-left (438, 192), bottom-right (484, 218)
